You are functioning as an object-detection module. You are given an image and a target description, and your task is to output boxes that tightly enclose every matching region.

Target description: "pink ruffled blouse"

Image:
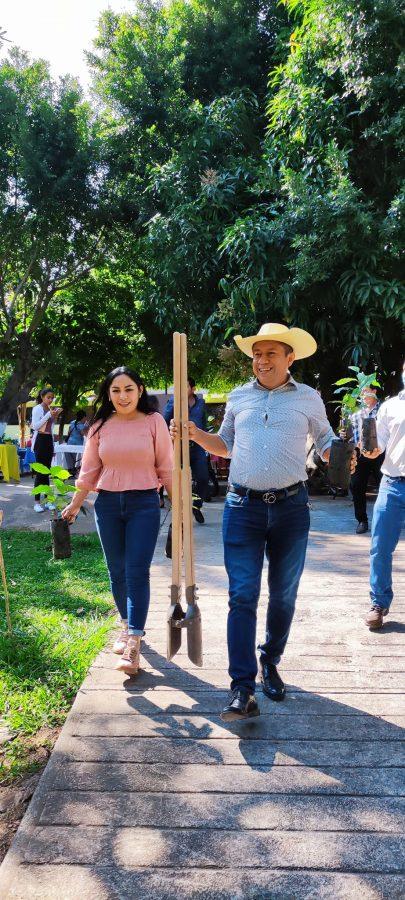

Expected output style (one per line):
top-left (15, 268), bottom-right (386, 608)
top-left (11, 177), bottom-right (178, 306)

top-left (76, 413), bottom-right (173, 493)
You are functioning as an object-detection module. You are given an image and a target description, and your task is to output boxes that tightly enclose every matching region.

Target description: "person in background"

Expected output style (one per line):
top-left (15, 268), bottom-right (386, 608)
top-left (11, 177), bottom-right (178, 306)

top-left (350, 386), bottom-right (384, 534)
top-left (65, 410), bottom-right (89, 476)
top-left (62, 367), bottom-right (173, 675)
top-left (31, 388), bottom-right (61, 513)
top-left (164, 377), bottom-right (209, 524)
top-left (363, 361), bottom-right (405, 629)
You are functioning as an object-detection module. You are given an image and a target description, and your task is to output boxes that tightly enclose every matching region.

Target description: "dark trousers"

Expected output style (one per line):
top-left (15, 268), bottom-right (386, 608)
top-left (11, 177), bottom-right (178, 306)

top-left (33, 433), bottom-right (54, 490)
top-left (223, 484), bottom-right (310, 693)
top-left (351, 452), bottom-right (384, 523)
top-left (94, 489), bottom-right (160, 633)
top-left (190, 445), bottom-right (210, 507)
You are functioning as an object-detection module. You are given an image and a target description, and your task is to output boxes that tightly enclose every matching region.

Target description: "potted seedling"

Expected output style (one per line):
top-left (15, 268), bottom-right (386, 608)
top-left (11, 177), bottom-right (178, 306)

top-left (328, 367), bottom-right (380, 489)
top-left (30, 464), bottom-right (85, 559)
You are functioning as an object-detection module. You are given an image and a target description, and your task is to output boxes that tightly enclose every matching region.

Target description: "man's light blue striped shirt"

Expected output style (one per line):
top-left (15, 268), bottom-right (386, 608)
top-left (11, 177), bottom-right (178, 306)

top-left (218, 376), bottom-right (335, 490)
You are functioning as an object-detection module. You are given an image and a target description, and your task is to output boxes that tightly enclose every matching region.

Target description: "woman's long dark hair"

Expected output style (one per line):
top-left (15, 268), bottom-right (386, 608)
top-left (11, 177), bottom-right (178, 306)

top-left (91, 367), bottom-right (152, 435)
top-left (36, 387), bottom-right (54, 403)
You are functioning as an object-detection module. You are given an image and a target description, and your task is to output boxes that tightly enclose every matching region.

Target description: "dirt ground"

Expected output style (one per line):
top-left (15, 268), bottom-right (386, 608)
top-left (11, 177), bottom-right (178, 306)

top-left (0, 728), bottom-right (60, 864)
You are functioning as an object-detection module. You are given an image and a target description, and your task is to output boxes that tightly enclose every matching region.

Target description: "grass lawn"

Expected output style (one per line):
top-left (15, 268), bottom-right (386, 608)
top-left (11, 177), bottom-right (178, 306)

top-left (0, 530), bottom-right (115, 783)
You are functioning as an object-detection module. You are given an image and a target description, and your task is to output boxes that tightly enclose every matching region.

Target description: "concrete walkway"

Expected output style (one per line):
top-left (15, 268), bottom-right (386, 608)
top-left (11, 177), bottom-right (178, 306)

top-left (0, 496), bottom-right (404, 898)
top-left (0, 479), bottom-right (97, 533)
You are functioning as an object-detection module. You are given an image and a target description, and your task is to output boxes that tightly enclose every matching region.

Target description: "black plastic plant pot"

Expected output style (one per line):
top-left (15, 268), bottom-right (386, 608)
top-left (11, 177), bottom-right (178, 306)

top-left (362, 418), bottom-right (378, 452)
top-left (51, 518), bottom-right (72, 560)
top-left (328, 438), bottom-right (354, 490)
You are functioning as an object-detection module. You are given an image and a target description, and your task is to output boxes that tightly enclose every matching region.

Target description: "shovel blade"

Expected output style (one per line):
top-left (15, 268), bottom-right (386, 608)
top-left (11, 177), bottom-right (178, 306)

top-left (167, 587), bottom-right (185, 660)
top-left (167, 616), bottom-right (182, 660)
top-left (182, 585), bottom-right (203, 667)
top-left (186, 605), bottom-right (203, 667)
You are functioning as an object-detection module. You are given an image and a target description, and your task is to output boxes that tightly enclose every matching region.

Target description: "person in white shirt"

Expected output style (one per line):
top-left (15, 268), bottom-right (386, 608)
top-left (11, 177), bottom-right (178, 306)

top-left (31, 388), bottom-right (61, 513)
top-left (363, 362), bottom-right (405, 628)
top-left (349, 387), bottom-right (384, 534)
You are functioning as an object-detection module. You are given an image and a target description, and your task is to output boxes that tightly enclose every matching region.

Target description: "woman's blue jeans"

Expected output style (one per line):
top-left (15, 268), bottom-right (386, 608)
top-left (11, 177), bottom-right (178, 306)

top-left (94, 489), bottom-right (160, 635)
top-left (370, 475), bottom-right (405, 609)
top-left (223, 485), bottom-right (310, 693)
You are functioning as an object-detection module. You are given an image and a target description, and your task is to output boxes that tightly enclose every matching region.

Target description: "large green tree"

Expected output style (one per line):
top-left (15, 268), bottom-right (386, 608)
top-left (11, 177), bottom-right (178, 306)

top-left (34, 267), bottom-right (141, 432)
top-left (3, 0), bottom-right (402, 414)
top-left (88, 0), bottom-right (287, 368)
top-left (93, 0), bottom-right (404, 392)
top-left (209, 0), bottom-right (405, 387)
top-left (0, 51), bottom-right (111, 421)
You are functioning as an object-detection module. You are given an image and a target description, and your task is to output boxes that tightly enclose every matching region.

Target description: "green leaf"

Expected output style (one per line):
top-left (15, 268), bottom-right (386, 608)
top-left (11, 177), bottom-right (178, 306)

top-left (53, 480), bottom-right (71, 494)
top-left (31, 485), bottom-right (52, 497)
top-left (31, 463), bottom-right (51, 475)
top-left (348, 366), bottom-right (360, 373)
top-left (334, 377), bottom-right (356, 386)
top-left (50, 466), bottom-right (70, 480)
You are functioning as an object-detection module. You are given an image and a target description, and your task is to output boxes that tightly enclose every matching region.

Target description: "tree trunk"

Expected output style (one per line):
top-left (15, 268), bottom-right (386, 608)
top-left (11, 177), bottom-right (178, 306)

top-left (58, 409), bottom-right (69, 443)
top-left (0, 337), bottom-right (37, 424)
top-left (58, 385), bottom-right (80, 442)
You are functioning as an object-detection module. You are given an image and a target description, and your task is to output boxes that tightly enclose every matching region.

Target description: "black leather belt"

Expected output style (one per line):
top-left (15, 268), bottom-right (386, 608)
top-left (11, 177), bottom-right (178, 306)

top-left (229, 482), bottom-right (303, 504)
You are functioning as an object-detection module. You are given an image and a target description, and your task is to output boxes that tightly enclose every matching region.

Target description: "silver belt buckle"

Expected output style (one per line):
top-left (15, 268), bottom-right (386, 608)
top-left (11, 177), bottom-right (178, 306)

top-left (263, 491), bottom-right (276, 504)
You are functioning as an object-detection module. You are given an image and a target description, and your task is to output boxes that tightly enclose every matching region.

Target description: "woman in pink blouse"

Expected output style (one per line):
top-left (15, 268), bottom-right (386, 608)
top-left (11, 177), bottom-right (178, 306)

top-left (62, 367), bottom-right (173, 675)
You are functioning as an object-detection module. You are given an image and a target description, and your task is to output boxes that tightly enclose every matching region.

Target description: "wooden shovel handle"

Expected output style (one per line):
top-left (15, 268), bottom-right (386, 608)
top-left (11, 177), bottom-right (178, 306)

top-left (0, 511), bottom-right (12, 634)
top-left (180, 333), bottom-right (195, 589)
top-left (171, 333), bottom-right (182, 588)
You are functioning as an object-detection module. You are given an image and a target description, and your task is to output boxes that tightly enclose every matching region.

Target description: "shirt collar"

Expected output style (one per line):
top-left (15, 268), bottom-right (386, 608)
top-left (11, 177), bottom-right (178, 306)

top-left (254, 373), bottom-right (297, 393)
top-left (365, 402), bottom-right (379, 415)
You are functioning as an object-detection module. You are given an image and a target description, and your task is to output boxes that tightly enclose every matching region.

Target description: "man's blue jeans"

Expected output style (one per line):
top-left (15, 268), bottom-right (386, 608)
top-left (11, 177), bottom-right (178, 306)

top-left (223, 484), bottom-right (310, 693)
top-left (370, 475), bottom-right (405, 609)
top-left (94, 489), bottom-right (160, 634)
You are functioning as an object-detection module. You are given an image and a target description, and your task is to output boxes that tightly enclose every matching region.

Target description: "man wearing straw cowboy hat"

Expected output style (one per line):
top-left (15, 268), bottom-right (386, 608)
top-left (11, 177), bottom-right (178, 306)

top-left (172, 322), bottom-right (354, 720)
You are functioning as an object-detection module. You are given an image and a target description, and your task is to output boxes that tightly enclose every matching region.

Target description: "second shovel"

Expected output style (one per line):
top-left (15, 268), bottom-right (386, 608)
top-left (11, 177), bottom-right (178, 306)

top-left (177, 332), bottom-right (203, 667)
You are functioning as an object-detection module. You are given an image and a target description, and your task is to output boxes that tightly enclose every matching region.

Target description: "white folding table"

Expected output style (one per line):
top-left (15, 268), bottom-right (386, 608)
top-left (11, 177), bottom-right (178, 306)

top-left (53, 444), bottom-right (85, 470)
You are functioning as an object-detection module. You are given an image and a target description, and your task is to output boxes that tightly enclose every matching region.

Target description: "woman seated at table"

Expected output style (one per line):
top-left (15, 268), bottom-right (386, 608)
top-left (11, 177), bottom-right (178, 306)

top-left (65, 410), bottom-right (89, 475)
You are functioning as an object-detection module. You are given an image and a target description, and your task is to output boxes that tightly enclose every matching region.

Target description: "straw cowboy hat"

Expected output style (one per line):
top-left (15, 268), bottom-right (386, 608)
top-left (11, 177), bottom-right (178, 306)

top-left (234, 322), bottom-right (317, 361)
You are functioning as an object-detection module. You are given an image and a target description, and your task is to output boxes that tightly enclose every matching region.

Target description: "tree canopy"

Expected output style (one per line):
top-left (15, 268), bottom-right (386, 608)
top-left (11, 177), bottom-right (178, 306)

top-left (0, 51), bottom-right (111, 419)
top-left (0, 0), bottom-right (403, 419)
top-left (89, 0), bottom-right (404, 394)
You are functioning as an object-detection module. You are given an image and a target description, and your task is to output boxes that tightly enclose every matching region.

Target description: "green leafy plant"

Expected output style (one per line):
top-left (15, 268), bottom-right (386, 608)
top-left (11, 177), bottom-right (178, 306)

top-left (333, 367), bottom-right (380, 431)
top-left (30, 464), bottom-right (86, 519)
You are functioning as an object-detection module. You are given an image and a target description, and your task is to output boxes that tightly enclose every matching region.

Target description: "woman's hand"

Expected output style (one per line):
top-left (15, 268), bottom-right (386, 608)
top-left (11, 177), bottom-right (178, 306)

top-left (62, 502), bottom-right (80, 524)
top-left (51, 407), bottom-right (62, 419)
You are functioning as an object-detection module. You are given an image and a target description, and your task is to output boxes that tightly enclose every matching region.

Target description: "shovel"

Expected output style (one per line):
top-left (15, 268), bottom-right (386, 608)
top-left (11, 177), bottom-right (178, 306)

top-left (175, 332), bottom-right (203, 667)
top-left (0, 511), bottom-right (12, 635)
top-left (167, 332), bottom-right (185, 659)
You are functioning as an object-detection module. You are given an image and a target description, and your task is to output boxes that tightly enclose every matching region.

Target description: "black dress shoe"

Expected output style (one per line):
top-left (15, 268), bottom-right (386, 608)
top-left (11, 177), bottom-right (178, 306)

top-left (260, 662), bottom-right (285, 702)
top-left (193, 507), bottom-right (205, 524)
top-left (221, 688), bottom-right (260, 722)
top-left (356, 520), bottom-right (369, 534)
